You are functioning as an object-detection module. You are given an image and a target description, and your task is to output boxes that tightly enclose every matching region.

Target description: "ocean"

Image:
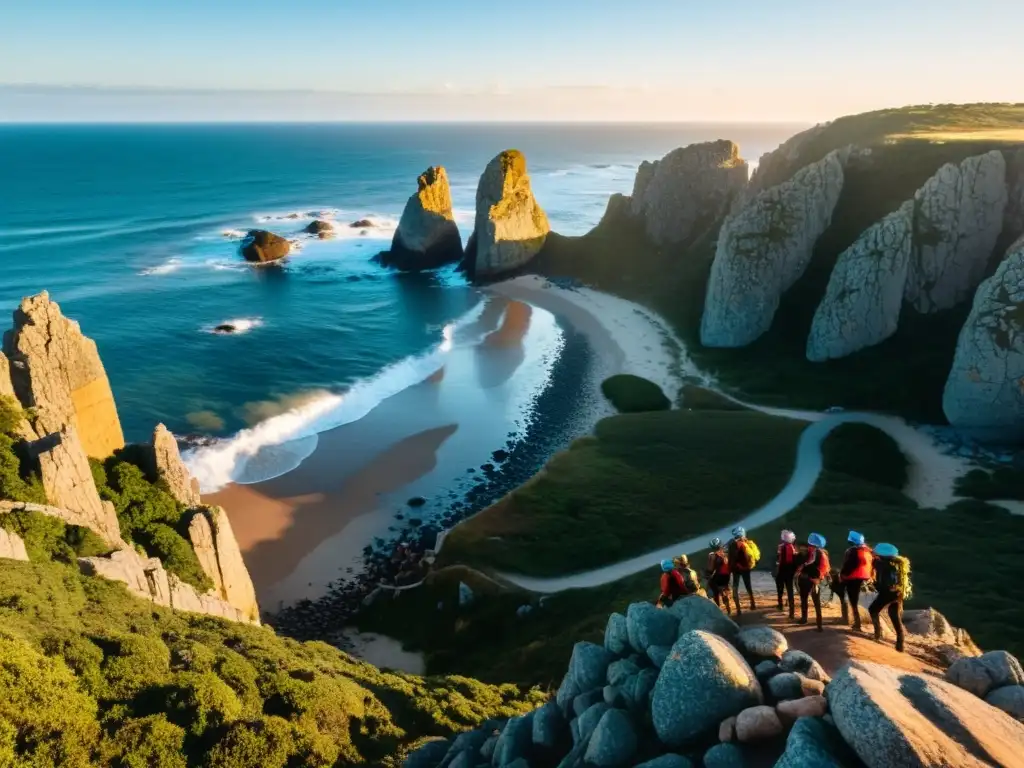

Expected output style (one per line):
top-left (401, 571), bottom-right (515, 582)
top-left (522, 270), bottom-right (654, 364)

top-left (0, 122), bottom-right (803, 493)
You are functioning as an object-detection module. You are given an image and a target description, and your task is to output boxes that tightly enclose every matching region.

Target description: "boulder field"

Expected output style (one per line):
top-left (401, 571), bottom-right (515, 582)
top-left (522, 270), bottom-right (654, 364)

top-left (404, 595), bottom-right (1024, 768)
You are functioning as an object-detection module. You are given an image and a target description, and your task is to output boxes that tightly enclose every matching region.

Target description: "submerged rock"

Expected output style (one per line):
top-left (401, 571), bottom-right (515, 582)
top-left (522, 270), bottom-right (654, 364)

top-left (905, 150), bottom-right (1008, 314)
top-left (380, 166), bottom-right (463, 271)
top-left (629, 140), bottom-right (748, 247)
top-left (807, 200), bottom-right (915, 361)
top-left (701, 150), bottom-right (846, 348)
top-left (943, 238), bottom-right (1024, 442)
top-left (241, 229), bottom-right (291, 263)
top-left (468, 150), bottom-right (550, 279)
top-left (304, 219), bottom-right (335, 238)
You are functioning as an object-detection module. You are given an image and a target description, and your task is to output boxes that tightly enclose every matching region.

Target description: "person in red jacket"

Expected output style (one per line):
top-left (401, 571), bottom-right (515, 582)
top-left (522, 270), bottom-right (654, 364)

top-left (727, 526), bottom-right (758, 614)
top-left (838, 530), bottom-right (874, 631)
top-left (795, 533), bottom-right (830, 631)
top-left (775, 529), bottom-right (798, 618)
top-left (705, 538), bottom-right (733, 614)
top-left (657, 559), bottom-right (687, 608)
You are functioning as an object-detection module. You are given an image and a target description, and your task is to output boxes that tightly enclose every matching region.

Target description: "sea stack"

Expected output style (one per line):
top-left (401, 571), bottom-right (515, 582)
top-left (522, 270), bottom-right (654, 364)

top-left (241, 229), bottom-right (291, 263)
top-left (467, 150), bottom-right (550, 279)
top-left (148, 423), bottom-right (201, 507)
top-left (378, 166), bottom-right (463, 270)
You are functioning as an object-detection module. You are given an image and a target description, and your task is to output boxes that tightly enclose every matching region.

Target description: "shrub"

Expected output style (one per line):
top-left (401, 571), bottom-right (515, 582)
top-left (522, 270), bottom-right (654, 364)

top-left (165, 671), bottom-right (242, 737)
top-left (101, 715), bottom-right (188, 768)
top-left (40, 631), bottom-right (105, 697)
top-left (205, 717), bottom-right (297, 768)
top-left (100, 634), bottom-right (171, 701)
top-left (214, 650), bottom-right (262, 716)
top-left (135, 523), bottom-right (213, 593)
top-left (0, 395), bottom-right (24, 436)
top-left (820, 423), bottom-right (909, 490)
top-left (0, 433), bottom-right (47, 505)
top-left (0, 508), bottom-right (109, 563)
top-left (600, 374), bottom-right (671, 413)
top-left (956, 466), bottom-right (1024, 501)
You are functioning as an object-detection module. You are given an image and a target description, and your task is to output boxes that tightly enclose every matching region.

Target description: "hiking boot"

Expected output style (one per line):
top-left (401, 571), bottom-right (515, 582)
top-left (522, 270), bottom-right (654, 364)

top-left (777, 599), bottom-right (785, 611)
top-left (851, 620), bottom-right (862, 633)
top-left (895, 639), bottom-right (905, 653)
top-left (788, 608), bottom-right (795, 620)
top-left (749, 599), bottom-right (757, 611)
top-left (797, 617), bottom-right (807, 626)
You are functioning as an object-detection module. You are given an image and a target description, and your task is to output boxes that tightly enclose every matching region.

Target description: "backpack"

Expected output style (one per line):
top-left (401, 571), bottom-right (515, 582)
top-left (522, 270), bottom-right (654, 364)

top-left (681, 568), bottom-right (701, 595)
top-left (878, 556), bottom-right (913, 600)
top-left (737, 539), bottom-right (761, 569)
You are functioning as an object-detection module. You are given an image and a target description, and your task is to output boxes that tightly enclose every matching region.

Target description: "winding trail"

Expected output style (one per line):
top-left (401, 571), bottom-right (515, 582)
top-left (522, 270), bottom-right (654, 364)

top-left (498, 407), bottom-right (969, 594)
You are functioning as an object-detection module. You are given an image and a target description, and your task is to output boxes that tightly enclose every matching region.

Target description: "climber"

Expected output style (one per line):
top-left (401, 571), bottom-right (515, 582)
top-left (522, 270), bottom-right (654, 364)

top-left (869, 543), bottom-right (910, 652)
top-left (705, 538), bottom-right (733, 614)
top-left (775, 529), bottom-right (798, 618)
top-left (838, 530), bottom-right (874, 631)
top-left (727, 526), bottom-right (760, 613)
top-left (657, 559), bottom-right (686, 608)
top-left (795, 533), bottom-right (830, 631)
top-left (673, 554), bottom-right (706, 597)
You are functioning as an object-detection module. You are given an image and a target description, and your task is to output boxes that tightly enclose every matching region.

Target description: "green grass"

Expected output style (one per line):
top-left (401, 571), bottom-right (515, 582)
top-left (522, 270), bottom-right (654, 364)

top-left (678, 385), bottom-right (746, 411)
top-left (438, 409), bottom-right (805, 577)
top-left (956, 467), bottom-right (1024, 501)
top-left (0, 558), bottom-right (544, 767)
top-left (600, 374), bottom-right (670, 413)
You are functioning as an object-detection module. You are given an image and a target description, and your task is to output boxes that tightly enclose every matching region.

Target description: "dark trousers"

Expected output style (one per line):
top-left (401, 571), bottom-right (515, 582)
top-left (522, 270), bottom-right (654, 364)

top-left (838, 579), bottom-right (865, 626)
top-left (799, 576), bottom-right (823, 629)
top-left (732, 570), bottom-right (755, 611)
top-left (869, 589), bottom-right (906, 651)
top-left (709, 574), bottom-right (732, 613)
top-left (776, 565), bottom-right (796, 613)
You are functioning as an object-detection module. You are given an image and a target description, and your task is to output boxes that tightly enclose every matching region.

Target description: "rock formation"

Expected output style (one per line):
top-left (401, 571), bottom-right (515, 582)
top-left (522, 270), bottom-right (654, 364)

top-left (701, 150), bottom-right (846, 348)
top-left (148, 424), bottom-right (201, 506)
top-left (304, 219), bottom-right (334, 238)
top-left (943, 237), bottom-right (1024, 441)
top-left (241, 229), bottom-right (291, 263)
top-left (628, 141), bottom-right (749, 247)
top-left (0, 526), bottom-right (28, 561)
top-left (905, 150), bottom-right (1008, 314)
top-left (742, 124), bottom-right (829, 204)
top-left (379, 166), bottom-right (464, 271)
top-left (1007, 148), bottom-right (1024, 243)
top-left (0, 351), bottom-right (14, 400)
top-left (468, 150), bottom-right (550, 279)
top-left (187, 506), bottom-right (260, 623)
top-left (4, 291), bottom-right (124, 459)
top-left (807, 200), bottom-right (914, 361)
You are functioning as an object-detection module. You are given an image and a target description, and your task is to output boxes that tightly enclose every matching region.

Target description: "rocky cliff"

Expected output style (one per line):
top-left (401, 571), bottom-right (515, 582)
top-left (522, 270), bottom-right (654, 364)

top-left (187, 505), bottom-right (260, 623)
top-left (627, 141), bottom-right (749, 248)
top-left (904, 150), bottom-right (1008, 314)
top-left (701, 150), bottom-right (846, 348)
top-left (1006, 148), bottom-right (1024, 243)
top-left (380, 166), bottom-right (464, 270)
top-left (807, 200), bottom-right (914, 361)
top-left (943, 236), bottom-right (1024, 442)
top-left (468, 150), bottom-right (550, 279)
top-left (149, 423), bottom-right (201, 506)
top-left (4, 291), bottom-right (124, 459)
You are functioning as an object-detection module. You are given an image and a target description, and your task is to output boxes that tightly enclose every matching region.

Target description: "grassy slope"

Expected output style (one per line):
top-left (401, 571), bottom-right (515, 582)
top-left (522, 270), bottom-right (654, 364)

top-left (361, 416), bottom-right (1024, 687)
top-left (0, 558), bottom-right (542, 767)
top-left (438, 409), bottom-right (805, 577)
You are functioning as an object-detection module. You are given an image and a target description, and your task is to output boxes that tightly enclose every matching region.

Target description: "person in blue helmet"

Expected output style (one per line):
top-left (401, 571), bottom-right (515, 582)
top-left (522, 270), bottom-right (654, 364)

top-left (838, 530), bottom-right (874, 631)
top-left (795, 533), bottom-right (830, 631)
top-left (869, 543), bottom-right (910, 652)
top-left (657, 559), bottom-right (687, 608)
top-left (727, 525), bottom-right (760, 614)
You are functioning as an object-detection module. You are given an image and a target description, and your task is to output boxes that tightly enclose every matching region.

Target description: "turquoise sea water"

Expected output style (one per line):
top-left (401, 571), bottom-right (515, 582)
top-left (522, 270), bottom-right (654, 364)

top-left (0, 123), bottom-right (802, 489)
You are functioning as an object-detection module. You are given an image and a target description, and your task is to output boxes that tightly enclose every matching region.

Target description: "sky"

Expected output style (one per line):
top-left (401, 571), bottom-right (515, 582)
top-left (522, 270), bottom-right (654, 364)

top-left (2, 0), bottom-right (1022, 122)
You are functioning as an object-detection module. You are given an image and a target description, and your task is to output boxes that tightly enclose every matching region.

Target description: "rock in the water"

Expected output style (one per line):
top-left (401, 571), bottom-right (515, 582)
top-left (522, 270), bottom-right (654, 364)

top-left (241, 230), bottom-right (290, 263)
top-left (776, 695), bottom-right (828, 723)
top-left (633, 755), bottom-right (694, 768)
top-left (532, 701), bottom-right (564, 748)
top-left (807, 200), bottom-right (914, 361)
top-left (670, 595), bottom-right (739, 639)
top-left (945, 650), bottom-right (1024, 698)
top-left (350, 219), bottom-right (374, 229)
top-left (828, 660), bottom-right (1024, 768)
top-left (626, 601), bottom-right (679, 653)
top-left (6, 291), bottom-right (125, 460)
top-left (768, 672), bottom-right (804, 701)
top-left (702, 743), bottom-right (746, 768)
top-left (569, 642), bottom-right (615, 693)
top-left (149, 424), bottom-right (201, 506)
top-left (943, 239), bottom-right (1024, 442)
top-left (986, 685), bottom-right (1024, 722)
top-left (381, 166), bottom-right (463, 271)
top-left (774, 716), bottom-right (849, 768)
top-left (905, 151), bottom-right (1008, 314)
top-left (629, 141), bottom-right (749, 247)
top-left (491, 712), bottom-right (533, 766)
top-left (468, 150), bottom-right (550, 279)
top-left (651, 630), bottom-right (762, 748)
top-left (304, 219), bottom-right (334, 238)
top-left (735, 705), bottom-right (783, 743)
top-left (647, 645), bottom-right (671, 669)
top-left (459, 581), bottom-right (475, 607)
top-left (701, 150), bottom-right (845, 348)
top-left (780, 650), bottom-right (829, 683)
top-left (604, 612), bottom-right (630, 656)
top-left (735, 625), bottom-right (788, 660)
top-left (0, 526), bottom-right (29, 561)
top-left (583, 709), bottom-right (637, 767)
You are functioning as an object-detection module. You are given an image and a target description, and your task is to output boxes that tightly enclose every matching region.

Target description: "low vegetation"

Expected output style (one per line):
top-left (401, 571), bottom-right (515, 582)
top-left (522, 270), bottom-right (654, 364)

top-left (439, 408), bottom-right (805, 577)
top-left (0, 557), bottom-right (543, 767)
top-left (678, 385), bottom-right (745, 411)
top-left (599, 374), bottom-right (670, 413)
top-left (0, 395), bottom-right (46, 505)
top-left (955, 466), bottom-right (1024, 501)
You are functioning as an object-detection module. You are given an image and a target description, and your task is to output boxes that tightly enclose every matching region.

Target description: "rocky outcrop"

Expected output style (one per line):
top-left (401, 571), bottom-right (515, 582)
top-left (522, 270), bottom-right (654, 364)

top-left (0, 351), bottom-right (14, 400)
top-left (742, 123), bottom-right (829, 204)
top-left (241, 230), bottom-right (290, 263)
top-left (905, 150), bottom-right (1008, 314)
top-left (1006, 149), bottom-right (1024, 243)
top-left (380, 166), bottom-right (463, 271)
top-left (4, 291), bottom-right (124, 459)
top-left (0, 526), bottom-right (28, 561)
top-left (628, 141), bottom-right (748, 247)
top-left (148, 424), bottom-right (200, 506)
top-left (187, 506), bottom-right (260, 623)
top-left (468, 150), bottom-right (550, 279)
top-left (701, 150), bottom-right (846, 347)
top-left (304, 219), bottom-right (334, 238)
top-left (943, 237), bottom-right (1024, 442)
top-left (807, 200), bottom-right (914, 360)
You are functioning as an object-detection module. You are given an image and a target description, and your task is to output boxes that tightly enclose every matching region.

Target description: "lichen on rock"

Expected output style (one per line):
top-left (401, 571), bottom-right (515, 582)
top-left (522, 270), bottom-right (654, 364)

top-left (380, 166), bottom-right (464, 271)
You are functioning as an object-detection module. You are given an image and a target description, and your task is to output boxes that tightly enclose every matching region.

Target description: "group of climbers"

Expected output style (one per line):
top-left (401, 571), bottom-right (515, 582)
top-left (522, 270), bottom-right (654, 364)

top-left (656, 526), bottom-right (912, 652)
